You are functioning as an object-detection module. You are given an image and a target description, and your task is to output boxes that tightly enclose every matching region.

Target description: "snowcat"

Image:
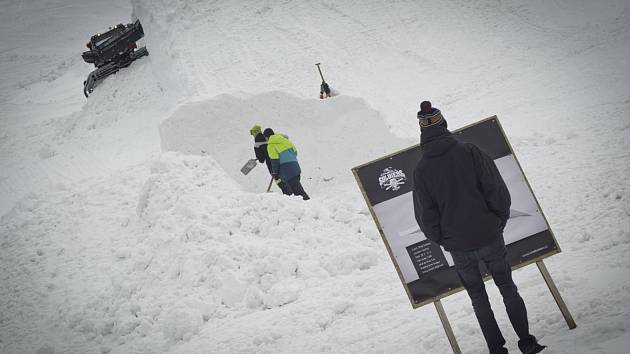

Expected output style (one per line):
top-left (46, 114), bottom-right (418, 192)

top-left (82, 20), bottom-right (148, 97)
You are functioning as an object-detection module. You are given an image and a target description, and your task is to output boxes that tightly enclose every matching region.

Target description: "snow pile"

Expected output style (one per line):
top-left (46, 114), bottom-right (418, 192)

top-left (133, 152), bottom-right (382, 311)
top-left (1, 152), bottom-right (385, 352)
top-left (159, 91), bottom-right (411, 192)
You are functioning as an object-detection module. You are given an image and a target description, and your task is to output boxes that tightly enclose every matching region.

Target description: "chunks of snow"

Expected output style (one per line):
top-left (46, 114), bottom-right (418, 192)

top-left (161, 307), bottom-right (203, 342)
top-left (36, 346), bottom-right (55, 354)
top-left (218, 273), bottom-right (248, 307)
top-left (263, 278), bottom-right (305, 308)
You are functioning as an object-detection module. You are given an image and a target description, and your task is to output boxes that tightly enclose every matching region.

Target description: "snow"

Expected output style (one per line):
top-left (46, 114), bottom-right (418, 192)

top-left (159, 91), bottom-right (409, 193)
top-left (1, 0), bottom-right (630, 353)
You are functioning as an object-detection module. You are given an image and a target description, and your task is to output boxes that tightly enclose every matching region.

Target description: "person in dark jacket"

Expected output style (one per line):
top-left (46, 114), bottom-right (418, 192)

top-left (250, 124), bottom-right (292, 195)
top-left (263, 128), bottom-right (310, 200)
top-left (412, 101), bottom-right (545, 354)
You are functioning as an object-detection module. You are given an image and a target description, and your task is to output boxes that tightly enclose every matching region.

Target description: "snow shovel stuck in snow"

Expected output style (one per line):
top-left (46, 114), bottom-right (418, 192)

top-left (240, 158), bottom-right (258, 175)
top-left (315, 63), bottom-right (332, 99)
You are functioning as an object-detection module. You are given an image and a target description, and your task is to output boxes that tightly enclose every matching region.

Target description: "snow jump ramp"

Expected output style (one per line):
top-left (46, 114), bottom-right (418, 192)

top-left (159, 91), bottom-right (410, 193)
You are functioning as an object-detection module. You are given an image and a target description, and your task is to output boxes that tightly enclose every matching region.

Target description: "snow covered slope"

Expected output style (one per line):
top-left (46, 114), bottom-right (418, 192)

top-left (1, 0), bottom-right (629, 353)
top-left (0, 0), bottom-right (182, 217)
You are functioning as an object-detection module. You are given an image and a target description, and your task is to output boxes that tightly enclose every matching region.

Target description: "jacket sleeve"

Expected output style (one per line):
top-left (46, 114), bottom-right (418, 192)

top-left (254, 146), bottom-right (265, 163)
top-left (413, 168), bottom-right (443, 244)
top-left (266, 143), bottom-right (280, 176)
top-left (470, 144), bottom-right (511, 227)
top-left (253, 135), bottom-right (266, 163)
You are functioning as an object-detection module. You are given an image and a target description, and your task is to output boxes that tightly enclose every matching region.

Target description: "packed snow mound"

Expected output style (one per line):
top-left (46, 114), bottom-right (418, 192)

top-left (160, 91), bottom-right (413, 193)
top-left (134, 152), bottom-right (383, 305)
top-left (0, 151), bottom-right (385, 353)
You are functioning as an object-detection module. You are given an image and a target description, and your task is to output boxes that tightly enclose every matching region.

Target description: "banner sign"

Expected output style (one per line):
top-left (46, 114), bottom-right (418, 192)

top-left (352, 117), bottom-right (560, 308)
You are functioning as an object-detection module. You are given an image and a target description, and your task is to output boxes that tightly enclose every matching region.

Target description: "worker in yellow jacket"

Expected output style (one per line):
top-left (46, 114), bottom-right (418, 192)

top-left (263, 128), bottom-right (310, 200)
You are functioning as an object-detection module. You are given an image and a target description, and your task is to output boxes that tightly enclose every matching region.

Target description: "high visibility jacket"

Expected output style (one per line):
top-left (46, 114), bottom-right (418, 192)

top-left (266, 134), bottom-right (301, 181)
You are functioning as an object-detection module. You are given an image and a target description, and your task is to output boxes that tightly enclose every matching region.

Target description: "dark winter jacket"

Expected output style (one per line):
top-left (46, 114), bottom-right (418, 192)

top-left (412, 125), bottom-right (511, 252)
top-left (254, 133), bottom-right (273, 174)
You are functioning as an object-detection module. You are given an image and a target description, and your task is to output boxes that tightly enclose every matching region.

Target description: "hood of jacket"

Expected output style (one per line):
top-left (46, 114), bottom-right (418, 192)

top-left (420, 125), bottom-right (458, 158)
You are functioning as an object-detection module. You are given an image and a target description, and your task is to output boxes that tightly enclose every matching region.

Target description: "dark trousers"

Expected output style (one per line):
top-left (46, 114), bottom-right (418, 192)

top-left (277, 181), bottom-right (292, 195)
top-left (286, 175), bottom-right (310, 200)
top-left (450, 237), bottom-right (537, 354)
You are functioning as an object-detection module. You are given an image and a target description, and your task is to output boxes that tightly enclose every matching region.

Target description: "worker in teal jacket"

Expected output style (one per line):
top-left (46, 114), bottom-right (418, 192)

top-left (263, 128), bottom-right (310, 200)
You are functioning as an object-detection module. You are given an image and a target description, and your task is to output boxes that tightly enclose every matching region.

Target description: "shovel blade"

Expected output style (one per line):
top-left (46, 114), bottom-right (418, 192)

top-left (240, 158), bottom-right (258, 175)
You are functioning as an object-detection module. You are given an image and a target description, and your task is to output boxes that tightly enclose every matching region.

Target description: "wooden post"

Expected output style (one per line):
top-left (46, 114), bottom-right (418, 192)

top-left (434, 300), bottom-right (462, 354)
top-left (536, 260), bottom-right (577, 329)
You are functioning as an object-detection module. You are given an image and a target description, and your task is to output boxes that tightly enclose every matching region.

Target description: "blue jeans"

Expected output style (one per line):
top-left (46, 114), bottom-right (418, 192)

top-left (450, 237), bottom-right (537, 354)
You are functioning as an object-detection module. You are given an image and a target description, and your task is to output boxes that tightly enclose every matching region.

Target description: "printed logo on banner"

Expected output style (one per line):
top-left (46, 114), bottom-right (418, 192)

top-left (379, 167), bottom-right (407, 191)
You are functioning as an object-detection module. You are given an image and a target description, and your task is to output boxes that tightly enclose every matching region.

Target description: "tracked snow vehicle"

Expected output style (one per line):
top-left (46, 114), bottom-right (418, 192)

top-left (82, 20), bottom-right (148, 97)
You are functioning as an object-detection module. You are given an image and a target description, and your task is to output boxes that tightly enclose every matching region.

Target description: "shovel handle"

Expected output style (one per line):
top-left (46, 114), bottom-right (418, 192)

top-left (315, 63), bottom-right (326, 82)
top-left (266, 177), bottom-right (274, 192)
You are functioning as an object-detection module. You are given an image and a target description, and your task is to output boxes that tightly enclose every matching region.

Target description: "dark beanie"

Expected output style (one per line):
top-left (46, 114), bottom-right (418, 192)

top-left (263, 128), bottom-right (275, 138)
top-left (417, 101), bottom-right (446, 128)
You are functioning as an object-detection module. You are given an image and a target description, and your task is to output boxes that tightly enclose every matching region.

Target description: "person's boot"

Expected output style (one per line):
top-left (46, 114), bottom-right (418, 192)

top-left (518, 336), bottom-right (546, 354)
top-left (525, 344), bottom-right (546, 354)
